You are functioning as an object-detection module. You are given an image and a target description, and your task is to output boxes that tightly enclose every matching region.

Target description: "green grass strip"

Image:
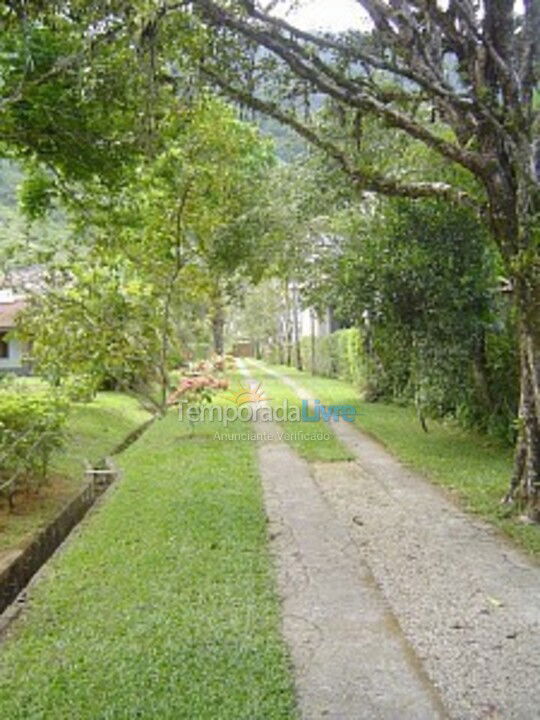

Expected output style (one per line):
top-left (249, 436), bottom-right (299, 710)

top-left (236, 364), bottom-right (353, 463)
top-left (0, 412), bottom-right (297, 719)
top-left (57, 391), bottom-right (151, 475)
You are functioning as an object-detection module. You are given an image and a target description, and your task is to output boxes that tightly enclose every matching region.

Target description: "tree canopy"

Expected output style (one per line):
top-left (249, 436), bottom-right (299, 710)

top-left (0, 0), bottom-right (538, 511)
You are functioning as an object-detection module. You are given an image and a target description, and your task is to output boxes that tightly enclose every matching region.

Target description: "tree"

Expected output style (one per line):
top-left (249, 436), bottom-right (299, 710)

top-left (16, 94), bottom-right (276, 408)
top-left (17, 259), bottom-right (169, 410)
top-left (315, 195), bottom-right (517, 433)
top-left (104, 94), bottom-right (276, 359)
top-left (0, 4), bottom-right (145, 187)
top-left (165, 0), bottom-right (539, 513)
top-left (250, 160), bottom-right (338, 368)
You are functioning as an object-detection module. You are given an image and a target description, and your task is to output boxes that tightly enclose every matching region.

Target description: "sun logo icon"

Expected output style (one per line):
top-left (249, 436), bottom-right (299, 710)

top-left (224, 382), bottom-right (269, 407)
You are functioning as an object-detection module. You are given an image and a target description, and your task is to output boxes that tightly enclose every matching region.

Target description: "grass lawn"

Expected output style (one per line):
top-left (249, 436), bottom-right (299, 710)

top-left (0, 410), bottom-right (297, 719)
top-left (233, 366), bottom-right (353, 463)
top-left (256, 362), bottom-right (540, 557)
top-left (0, 393), bottom-right (150, 557)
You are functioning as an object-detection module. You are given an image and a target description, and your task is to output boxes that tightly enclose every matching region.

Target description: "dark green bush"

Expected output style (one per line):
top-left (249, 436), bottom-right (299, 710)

top-left (301, 321), bottom-right (517, 443)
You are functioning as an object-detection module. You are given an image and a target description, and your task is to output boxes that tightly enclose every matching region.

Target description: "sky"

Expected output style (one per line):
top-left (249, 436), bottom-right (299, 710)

top-left (274, 0), bottom-right (368, 32)
top-left (274, 0), bottom-right (526, 31)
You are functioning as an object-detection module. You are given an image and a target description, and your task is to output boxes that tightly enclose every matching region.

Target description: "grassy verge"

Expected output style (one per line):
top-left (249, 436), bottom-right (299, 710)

top-left (260, 362), bottom-right (539, 557)
top-left (0, 393), bottom-right (149, 557)
top-left (235, 364), bottom-right (352, 463)
top-left (0, 410), bottom-right (297, 719)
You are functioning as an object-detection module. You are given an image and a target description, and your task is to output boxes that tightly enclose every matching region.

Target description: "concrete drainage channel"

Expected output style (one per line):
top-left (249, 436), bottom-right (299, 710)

top-left (0, 416), bottom-right (156, 630)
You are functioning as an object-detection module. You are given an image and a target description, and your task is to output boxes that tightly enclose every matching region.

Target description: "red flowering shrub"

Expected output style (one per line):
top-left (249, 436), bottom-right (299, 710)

top-left (167, 374), bottom-right (228, 407)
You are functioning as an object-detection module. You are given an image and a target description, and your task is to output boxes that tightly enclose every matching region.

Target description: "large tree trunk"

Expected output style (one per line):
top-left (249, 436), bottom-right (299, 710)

top-left (485, 137), bottom-right (539, 517)
top-left (505, 273), bottom-right (540, 519)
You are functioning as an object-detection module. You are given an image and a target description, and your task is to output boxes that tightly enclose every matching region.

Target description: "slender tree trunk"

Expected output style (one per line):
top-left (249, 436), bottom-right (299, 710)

top-left (284, 279), bottom-right (292, 366)
top-left (209, 281), bottom-right (226, 356)
top-left (277, 318), bottom-right (284, 365)
top-left (310, 310), bottom-right (316, 375)
top-left (292, 283), bottom-right (302, 371)
top-left (211, 303), bottom-right (225, 356)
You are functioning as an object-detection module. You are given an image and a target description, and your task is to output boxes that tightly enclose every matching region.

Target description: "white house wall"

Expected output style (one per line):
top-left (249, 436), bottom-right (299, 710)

top-left (300, 308), bottom-right (334, 339)
top-left (0, 337), bottom-right (24, 371)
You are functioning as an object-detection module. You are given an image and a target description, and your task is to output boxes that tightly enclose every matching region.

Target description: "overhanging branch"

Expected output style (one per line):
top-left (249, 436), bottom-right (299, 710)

top-left (194, 1), bottom-right (489, 179)
top-left (201, 65), bottom-right (484, 211)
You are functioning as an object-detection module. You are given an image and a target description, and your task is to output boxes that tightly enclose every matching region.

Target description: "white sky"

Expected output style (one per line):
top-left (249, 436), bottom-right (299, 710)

top-left (274, 0), bottom-right (526, 31)
top-left (274, 0), bottom-right (368, 32)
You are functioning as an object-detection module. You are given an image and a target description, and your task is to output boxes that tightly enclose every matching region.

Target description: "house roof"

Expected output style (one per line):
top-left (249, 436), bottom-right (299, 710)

top-left (0, 300), bottom-right (26, 329)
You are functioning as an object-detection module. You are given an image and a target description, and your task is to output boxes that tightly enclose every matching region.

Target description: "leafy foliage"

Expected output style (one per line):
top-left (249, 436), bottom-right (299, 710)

top-left (16, 260), bottom-right (165, 399)
top-left (0, 379), bottom-right (69, 501)
top-left (0, 14), bottom-right (142, 186)
top-left (14, 97), bottom-right (277, 408)
top-left (301, 197), bottom-right (518, 439)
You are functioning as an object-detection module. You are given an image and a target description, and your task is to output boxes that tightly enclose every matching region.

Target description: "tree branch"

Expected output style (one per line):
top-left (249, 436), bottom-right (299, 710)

top-left (201, 65), bottom-right (483, 210)
top-left (195, 1), bottom-right (489, 178)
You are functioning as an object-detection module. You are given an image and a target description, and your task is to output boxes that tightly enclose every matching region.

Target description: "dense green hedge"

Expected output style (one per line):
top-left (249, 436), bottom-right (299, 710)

top-left (300, 328), bottom-right (364, 386)
top-left (295, 320), bottom-right (516, 444)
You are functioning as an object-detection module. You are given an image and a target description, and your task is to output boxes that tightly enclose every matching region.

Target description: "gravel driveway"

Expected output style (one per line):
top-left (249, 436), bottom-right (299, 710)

top-left (245, 362), bottom-right (540, 720)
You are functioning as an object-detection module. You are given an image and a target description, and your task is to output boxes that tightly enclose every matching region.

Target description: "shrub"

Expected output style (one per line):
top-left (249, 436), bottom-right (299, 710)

top-left (60, 374), bottom-right (99, 403)
top-left (0, 380), bottom-right (69, 504)
top-left (300, 319), bottom-right (517, 443)
top-left (167, 375), bottom-right (229, 407)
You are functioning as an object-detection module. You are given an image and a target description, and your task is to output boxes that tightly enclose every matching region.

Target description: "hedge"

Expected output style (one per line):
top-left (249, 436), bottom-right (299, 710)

top-left (300, 328), bottom-right (364, 387)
